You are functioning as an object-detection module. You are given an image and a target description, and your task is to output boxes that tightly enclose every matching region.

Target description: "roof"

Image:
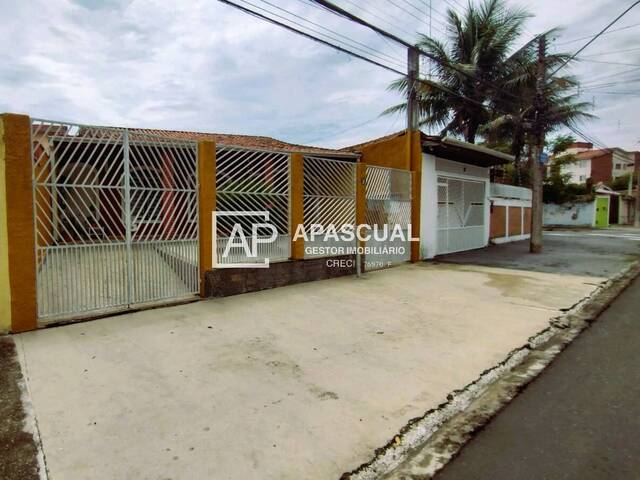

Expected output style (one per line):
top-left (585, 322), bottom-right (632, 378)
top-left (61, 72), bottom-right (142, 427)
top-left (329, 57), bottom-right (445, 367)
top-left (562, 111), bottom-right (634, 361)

top-left (557, 147), bottom-right (633, 161)
top-left (342, 130), bottom-right (512, 167)
top-left (574, 149), bottom-right (611, 159)
top-left (425, 136), bottom-right (513, 166)
top-left (131, 128), bottom-right (353, 156)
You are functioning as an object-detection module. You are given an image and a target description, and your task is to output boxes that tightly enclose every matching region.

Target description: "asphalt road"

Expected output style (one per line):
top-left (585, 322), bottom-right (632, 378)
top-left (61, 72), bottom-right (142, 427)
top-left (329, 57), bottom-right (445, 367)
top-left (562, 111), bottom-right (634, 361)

top-left (437, 229), bottom-right (640, 278)
top-left (434, 274), bottom-right (640, 480)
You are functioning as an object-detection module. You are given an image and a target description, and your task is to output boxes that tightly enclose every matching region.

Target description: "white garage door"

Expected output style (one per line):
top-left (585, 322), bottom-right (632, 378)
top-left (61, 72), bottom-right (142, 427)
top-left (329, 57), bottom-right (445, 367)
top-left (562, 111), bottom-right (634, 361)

top-left (437, 175), bottom-right (486, 255)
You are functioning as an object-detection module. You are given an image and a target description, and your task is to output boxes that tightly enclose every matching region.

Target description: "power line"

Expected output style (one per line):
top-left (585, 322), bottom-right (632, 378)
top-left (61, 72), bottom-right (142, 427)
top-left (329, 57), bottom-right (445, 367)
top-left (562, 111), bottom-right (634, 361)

top-left (248, 0), bottom-right (407, 69)
top-left (217, 0), bottom-right (511, 115)
top-left (333, 0), bottom-right (422, 40)
top-left (309, 0), bottom-right (523, 102)
top-left (260, 0), bottom-right (407, 67)
top-left (555, 22), bottom-right (640, 46)
top-left (579, 46), bottom-right (640, 57)
top-left (217, 0), bottom-right (406, 74)
top-left (386, 0), bottom-right (447, 35)
top-left (550, 1), bottom-right (640, 76)
top-left (579, 58), bottom-right (640, 67)
top-left (398, 0), bottom-right (449, 34)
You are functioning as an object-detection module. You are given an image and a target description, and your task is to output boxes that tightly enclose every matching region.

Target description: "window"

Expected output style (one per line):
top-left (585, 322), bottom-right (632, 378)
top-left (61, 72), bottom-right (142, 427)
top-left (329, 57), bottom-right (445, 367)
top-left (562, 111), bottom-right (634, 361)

top-left (615, 163), bottom-right (622, 170)
top-left (579, 175), bottom-right (586, 182)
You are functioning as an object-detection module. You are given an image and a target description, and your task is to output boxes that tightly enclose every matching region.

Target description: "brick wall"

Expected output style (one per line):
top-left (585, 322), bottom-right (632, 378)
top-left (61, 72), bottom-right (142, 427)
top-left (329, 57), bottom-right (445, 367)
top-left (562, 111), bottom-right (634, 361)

top-left (490, 205), bottom-right (506, 239)
top-left (523, 207), bottom-right (532, 234)
top-left (590, 153), bottom-right (613, 183)
top-left (508, 207), bottom-right (523, 236)
top-left (204, 255), bottom-right (358, 297)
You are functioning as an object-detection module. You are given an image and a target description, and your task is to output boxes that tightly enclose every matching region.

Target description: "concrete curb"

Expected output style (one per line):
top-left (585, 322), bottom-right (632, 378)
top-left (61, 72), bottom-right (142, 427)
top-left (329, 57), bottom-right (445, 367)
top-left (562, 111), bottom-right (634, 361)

top-left (341, 261), bottom-right (640, 480)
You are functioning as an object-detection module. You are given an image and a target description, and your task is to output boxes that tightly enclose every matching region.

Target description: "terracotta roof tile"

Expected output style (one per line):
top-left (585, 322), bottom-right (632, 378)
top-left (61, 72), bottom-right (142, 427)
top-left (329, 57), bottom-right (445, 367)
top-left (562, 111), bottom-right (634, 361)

top-left (131, 128), bottom-right (346, 155)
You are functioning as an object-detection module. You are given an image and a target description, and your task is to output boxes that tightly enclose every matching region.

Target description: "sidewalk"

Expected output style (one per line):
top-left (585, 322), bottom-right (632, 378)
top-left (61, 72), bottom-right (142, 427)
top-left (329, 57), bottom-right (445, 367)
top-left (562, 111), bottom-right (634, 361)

top-left (434, 274), bottom-right (640, 480)
top-left (3, 230), bottom-right (639, 480)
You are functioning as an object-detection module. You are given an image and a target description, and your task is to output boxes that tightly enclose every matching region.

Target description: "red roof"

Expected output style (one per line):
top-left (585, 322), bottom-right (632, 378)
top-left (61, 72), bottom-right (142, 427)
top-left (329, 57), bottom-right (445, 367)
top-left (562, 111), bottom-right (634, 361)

top-left (574, 149), bottom-right (611, 159)
top-left (131, 128), bottom-right (343, 155)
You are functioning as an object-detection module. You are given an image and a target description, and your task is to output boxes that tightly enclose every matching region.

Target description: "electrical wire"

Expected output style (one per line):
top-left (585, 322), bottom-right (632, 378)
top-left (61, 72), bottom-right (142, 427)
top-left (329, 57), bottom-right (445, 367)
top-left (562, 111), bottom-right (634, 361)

top-left (579, 46), bottom-right (640, 57)
top-left (334, 0), bottom-right (423, 40)
top-left (309, 0), bottom-right (524, 102)
top-left (246, 0), bottom-right (408, 69)
top-left (579, 58), bottom-right (640, 67)
top-left (550, 1), bottom-right (640, 76)
top-left (262, 0), bottom-right (407, 67)
top-left (217, 0), bottom-right (407, 74)
top-left (217, 0), bottom-right (514, 115)
top-left (555, 22), bottom-right (640, 46)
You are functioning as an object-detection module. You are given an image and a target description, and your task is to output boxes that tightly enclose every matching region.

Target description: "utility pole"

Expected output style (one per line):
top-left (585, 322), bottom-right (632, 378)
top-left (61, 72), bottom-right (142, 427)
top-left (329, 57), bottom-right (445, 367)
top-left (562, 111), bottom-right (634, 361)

top-left (634, 152), bottom-right (640, 227)
top-left (529, 35), bottom-right (547, 253)
top-left (407, 46), bottom-right (420, 132)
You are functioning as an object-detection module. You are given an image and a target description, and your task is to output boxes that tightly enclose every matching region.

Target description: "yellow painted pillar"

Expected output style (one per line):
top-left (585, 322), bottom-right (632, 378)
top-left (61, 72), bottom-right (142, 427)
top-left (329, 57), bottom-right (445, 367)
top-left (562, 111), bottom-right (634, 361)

top-left (0, 118), bottom-right (11, 333)
top-left (197, 141), bottom-right (216, 297)
top-left (290, 152), bottom-right (305, 260)
top-left (410, 130), bottom-right (422, 263)
top-left (0, 113), bottom-right (37, 332)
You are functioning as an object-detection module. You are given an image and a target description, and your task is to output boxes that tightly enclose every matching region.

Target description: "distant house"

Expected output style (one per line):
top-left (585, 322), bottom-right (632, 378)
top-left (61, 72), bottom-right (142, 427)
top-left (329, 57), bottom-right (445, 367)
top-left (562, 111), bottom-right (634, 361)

top-left (551, 142), bottom-right (637, 184)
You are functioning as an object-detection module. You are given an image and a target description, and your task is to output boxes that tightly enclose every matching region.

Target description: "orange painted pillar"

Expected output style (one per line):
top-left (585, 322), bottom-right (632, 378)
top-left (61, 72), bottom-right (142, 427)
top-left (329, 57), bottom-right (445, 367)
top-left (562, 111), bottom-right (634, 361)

top-left (0, 113), bottom-right (38, 332)
top-left (197, 141), bottom-right (216, 297)
top-left (290, 152), bottom-right (305, 260)
top-left (410, 130), bottom-right (422, 262)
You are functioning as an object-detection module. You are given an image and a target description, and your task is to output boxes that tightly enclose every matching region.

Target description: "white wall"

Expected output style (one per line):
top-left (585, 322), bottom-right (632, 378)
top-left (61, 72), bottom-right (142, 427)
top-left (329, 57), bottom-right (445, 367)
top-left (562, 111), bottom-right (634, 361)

top-left (543, 201), bottom-right (595, 227)
top-left (560, 158), bottom-right (591, 184)
top-left (420, 153), bottom-right (438, 259)
top-left (612, 151), bottom-right (635, 178)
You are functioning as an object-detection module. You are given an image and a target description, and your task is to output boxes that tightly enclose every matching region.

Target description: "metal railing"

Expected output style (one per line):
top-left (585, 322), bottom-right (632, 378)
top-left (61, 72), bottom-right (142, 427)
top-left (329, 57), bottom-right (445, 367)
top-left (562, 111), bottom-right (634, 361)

top-left (215, 145), bottom-right (291, 264)
top-left (303, 155), bottom-right (357, 258)
top-left (365, 166), bottom-right (412, 270)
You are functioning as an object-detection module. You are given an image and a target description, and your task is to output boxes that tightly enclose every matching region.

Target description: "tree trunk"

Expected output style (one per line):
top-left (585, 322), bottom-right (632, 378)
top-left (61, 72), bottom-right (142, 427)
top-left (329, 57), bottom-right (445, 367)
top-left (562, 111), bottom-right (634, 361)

top-left (530, 141), bottom-right (544, 253)
top-left (635, 153), bottom-right (640, 227)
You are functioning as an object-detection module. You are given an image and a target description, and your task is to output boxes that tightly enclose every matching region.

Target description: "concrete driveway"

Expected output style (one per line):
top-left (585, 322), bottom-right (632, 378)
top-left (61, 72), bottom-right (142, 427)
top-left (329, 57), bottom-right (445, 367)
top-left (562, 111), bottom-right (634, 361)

top-left (15, 259), bottom-right (605, 480)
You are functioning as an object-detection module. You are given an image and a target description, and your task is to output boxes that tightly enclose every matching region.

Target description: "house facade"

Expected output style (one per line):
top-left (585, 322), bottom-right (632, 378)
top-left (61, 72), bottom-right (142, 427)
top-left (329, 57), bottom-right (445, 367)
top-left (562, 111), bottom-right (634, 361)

top-left (1, 113), bottom-right (510, 333)
top-left (552, 142), bottom-right (636, 184)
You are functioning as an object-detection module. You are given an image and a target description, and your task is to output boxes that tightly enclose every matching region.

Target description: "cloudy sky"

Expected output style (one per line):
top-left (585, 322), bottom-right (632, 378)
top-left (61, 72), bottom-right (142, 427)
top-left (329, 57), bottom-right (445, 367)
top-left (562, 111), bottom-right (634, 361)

top-left (1, 0), bottom-right (638, 150)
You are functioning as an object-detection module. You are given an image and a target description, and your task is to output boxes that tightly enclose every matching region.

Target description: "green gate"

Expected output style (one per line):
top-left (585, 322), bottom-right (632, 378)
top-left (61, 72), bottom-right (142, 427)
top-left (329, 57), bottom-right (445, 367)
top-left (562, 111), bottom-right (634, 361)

top-left (594, 196), bottom-right (609, 228)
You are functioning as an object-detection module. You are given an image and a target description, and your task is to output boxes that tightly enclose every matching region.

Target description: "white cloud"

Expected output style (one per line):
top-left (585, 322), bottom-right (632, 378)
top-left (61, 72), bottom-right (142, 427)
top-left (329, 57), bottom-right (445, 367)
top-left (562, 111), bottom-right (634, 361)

top-left (0, 0), bottom-right (638, 150)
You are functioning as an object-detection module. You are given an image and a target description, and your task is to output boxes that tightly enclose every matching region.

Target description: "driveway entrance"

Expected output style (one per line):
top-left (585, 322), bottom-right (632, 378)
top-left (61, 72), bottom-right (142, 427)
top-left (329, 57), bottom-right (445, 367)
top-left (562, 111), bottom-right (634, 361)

top-left (32, 120), bottom-right (199, 323)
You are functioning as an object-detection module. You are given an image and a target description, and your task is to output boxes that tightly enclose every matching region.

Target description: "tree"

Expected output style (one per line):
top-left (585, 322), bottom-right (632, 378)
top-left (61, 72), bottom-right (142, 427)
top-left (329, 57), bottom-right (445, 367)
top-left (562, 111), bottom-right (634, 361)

top-left (384, 0), bottom-right (531, 143)
top-left (481, 38), bottom-right (593, 184)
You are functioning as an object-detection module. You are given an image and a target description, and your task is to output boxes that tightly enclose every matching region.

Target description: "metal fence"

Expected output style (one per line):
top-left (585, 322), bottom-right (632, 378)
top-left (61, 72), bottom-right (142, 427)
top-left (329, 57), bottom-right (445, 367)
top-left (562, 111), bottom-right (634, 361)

top-left (215, 146), bottom-right (291, 265)
top-left (365, 166), bottom-right (412, 270)
top-left (31, 120), bottom-right (199, 321)
top-left (303, 155), bottom-right (357, 258)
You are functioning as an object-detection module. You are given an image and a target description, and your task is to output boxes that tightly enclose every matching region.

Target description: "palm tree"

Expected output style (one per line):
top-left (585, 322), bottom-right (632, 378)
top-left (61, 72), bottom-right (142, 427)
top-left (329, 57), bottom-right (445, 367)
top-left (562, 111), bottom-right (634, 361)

top-left (385, 0), bottom-right (531, 143)
top-left (481, 35), bottom-right (594, 182)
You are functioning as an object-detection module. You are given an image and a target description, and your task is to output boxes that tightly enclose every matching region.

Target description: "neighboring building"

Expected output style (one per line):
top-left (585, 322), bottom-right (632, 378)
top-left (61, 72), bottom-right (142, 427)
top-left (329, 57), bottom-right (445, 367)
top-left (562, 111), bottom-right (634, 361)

top-left (551, 142), bottom-right (636, 184)
top-left (344, 132), bottom-right (512, 258)
top-left (543, 185), bottom-right (635, 228)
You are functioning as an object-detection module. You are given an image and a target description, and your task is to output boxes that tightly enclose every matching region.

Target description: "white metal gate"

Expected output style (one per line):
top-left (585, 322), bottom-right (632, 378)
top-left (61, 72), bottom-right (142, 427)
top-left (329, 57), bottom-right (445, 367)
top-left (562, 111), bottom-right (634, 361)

top-left (303, 156), bottom-right (357, 258)
top-left (437, 175), bottom-right (486, 255)
top-left (365, 166), bottom-right (412, 270)
top-left (31, 120), bottom-right (199, 321)
top-left (215, 145), bottom-right (291, 265)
